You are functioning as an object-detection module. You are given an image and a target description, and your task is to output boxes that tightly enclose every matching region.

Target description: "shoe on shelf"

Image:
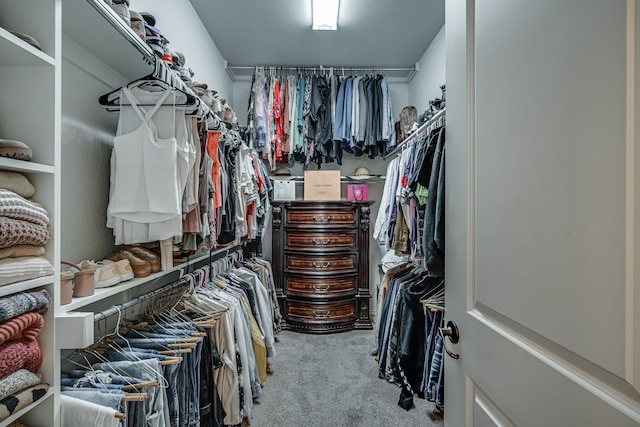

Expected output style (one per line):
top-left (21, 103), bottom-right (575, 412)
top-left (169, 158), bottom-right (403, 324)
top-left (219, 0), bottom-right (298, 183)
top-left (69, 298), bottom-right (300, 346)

top-left (79, 259), bottom-right (121, 289)
top-left (128, 246), bottom-right (161, 273)
top-left (118, 250), bottom-right (151, 278)
top-left (113, 259), bottom-right (135, 282)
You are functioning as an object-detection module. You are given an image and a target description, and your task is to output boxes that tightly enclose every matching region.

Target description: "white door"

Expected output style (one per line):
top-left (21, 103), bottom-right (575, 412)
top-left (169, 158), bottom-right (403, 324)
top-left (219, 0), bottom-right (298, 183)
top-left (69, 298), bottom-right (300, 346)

top-left (445, 1), bottom-right (640, 426)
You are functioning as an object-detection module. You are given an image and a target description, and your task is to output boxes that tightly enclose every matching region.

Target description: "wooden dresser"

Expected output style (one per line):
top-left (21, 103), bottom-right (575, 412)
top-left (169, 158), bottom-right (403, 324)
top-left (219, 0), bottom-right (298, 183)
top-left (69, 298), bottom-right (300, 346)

top-left (271, 201), bottom-right (374, 333)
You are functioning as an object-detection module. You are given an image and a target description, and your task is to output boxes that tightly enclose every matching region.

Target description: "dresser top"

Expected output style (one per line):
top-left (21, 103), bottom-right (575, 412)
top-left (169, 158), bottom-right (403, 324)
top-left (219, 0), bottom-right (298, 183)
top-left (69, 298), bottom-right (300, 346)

top-left (271, 200), bottom-right (375, 208)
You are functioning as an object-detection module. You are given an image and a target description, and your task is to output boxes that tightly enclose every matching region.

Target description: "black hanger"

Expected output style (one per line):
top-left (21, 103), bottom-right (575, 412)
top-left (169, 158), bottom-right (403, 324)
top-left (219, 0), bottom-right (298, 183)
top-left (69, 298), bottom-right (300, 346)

top-left (98, 74), bottom-right (197, 110)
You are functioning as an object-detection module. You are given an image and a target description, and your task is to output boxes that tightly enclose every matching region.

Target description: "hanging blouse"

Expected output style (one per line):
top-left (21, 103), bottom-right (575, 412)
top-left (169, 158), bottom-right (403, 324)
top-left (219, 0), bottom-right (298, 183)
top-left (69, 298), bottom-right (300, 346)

top-left (107, 86), bottom-right (191, 245)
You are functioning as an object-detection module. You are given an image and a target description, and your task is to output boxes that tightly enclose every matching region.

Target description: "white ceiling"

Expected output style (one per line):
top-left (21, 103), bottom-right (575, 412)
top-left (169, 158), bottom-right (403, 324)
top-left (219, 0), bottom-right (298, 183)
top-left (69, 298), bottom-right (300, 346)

top-left (189, 0), bottom-right (444, 79)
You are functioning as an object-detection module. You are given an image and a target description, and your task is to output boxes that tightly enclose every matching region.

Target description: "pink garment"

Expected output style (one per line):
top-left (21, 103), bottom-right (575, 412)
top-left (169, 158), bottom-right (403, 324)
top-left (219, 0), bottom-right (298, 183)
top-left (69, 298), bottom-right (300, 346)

top-left (0, 339), bottom-right (42, 376)
top-left (0, 312), bottom-right (43, 346)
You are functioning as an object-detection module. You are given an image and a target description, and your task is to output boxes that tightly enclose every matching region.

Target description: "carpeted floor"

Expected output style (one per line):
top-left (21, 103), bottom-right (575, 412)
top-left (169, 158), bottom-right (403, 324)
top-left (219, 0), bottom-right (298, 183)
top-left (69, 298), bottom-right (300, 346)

top-left (250, 329), bottom-right (444, 427)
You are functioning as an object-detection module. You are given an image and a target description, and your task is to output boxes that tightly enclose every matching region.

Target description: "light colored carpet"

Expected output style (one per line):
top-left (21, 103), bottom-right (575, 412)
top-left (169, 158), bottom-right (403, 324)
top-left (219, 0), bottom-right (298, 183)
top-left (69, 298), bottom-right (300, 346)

top-left (250, 329), bottom-right (444, 427)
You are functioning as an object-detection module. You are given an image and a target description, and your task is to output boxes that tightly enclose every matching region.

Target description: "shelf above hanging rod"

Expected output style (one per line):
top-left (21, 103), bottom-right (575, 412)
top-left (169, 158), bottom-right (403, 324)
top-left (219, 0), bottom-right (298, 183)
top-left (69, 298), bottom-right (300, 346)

top-left (383, 107), bottom-right (446, 160)
top-left (224, 62), bottom-right (419, 83)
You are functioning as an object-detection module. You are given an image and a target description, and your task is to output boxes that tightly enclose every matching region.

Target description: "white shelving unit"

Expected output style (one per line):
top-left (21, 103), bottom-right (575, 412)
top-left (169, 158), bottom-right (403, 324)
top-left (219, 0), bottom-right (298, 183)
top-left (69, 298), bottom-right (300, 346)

top-left (2, 1), bottom-right (237, 424)
top-left (0, 0), bottom-right (60, 425)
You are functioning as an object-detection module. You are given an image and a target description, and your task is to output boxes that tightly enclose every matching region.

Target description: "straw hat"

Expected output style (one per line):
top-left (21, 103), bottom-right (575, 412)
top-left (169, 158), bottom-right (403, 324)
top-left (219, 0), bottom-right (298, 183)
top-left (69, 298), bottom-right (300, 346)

top-left (354, 166), bottom-right (370, 176)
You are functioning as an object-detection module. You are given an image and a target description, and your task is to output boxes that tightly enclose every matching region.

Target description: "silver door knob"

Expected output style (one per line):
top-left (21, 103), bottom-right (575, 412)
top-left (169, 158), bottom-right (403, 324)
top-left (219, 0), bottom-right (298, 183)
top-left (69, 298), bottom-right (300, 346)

top-left (438, 320), bottom-right (460, 360)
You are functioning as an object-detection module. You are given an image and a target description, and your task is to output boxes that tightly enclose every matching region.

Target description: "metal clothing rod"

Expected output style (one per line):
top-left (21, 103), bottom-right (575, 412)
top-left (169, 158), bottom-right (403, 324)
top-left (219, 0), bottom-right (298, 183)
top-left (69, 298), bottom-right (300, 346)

top-left (93, 279), bottom-right (188, 323)
top-left (93, 245), bottom-right (243, 323)
top-left (383, 107), bottom-right (446, 160)
top-left (226, 64), bottom-right (416, 73)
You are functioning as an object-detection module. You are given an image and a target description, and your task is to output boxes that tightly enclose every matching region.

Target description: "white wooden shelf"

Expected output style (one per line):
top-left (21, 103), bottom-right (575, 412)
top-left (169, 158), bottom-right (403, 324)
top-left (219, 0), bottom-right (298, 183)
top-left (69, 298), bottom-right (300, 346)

top-left (0, 388), bottom-right (54, 427)
top-left (0, 157), bottom-right (55, 174)
top-left (0, 27), bottom-right (55, 67)
top-left (62, 0), bottom-right (154, 80)
top-left (59, 254), bottom-right (209, 312)
top-left (0, 275), bottom-right (54, 298)
top-left (272, 175), bottom-right (386, 184)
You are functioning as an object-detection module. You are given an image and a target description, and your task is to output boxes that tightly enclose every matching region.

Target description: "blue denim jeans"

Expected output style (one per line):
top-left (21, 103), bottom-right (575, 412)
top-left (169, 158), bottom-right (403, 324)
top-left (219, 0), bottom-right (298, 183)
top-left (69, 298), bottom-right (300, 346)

top-left (112, 337), bottom-right (177, 350)
top-left (103, 348), bottom-right (168, 362)
top-left (163, 361), bottom-right (180, 427)
top-left (186, 340), bottom-right (202, 427)
top-left (94, 359), bottom-right (170, 427)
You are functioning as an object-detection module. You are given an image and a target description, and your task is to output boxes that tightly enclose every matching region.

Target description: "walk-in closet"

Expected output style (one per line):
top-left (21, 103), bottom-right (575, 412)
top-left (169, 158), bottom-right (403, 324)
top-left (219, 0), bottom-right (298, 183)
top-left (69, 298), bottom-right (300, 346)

top-left (1, 0), bottom-right (640, 426)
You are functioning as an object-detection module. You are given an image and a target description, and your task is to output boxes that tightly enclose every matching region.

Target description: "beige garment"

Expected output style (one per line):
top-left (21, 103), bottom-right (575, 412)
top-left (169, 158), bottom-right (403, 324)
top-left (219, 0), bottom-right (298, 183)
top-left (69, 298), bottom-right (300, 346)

top-left (392, 204), bottom-right (410, 254)
top-left (0, 245), bottom-right (44, 260)
top-left (0, 171), bottom-right (36, 199)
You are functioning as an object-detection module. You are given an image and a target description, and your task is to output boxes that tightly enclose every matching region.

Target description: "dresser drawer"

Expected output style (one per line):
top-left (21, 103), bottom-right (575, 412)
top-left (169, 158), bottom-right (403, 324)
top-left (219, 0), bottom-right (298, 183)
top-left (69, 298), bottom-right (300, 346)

top-left (285, 207), bottom-right (357, 228)
top-left (285, 253), bottom-right (357, 274)
top-left (285, 275), bottom-right (357, 298)
top-left (285, 231), bottom-right (357, 251)
top-left (286, 300), bottom-right (356, 324)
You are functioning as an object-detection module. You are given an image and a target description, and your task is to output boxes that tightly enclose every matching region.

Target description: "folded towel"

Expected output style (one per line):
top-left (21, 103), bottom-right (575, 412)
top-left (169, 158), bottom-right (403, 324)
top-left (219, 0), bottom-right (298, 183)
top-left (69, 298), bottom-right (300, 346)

top-left (0, 245), bottom-right (45, 260)
top-left (0, 257), bottom-right (54, 287)
top-left (0, 189), bottom-right (49, 227)
top-left (0, 217), bottom-right (49, 249)
top-left (0, 383), bottom-right (49, 422)
top-left (0, 339), bottom-right (42, 377)
top-left (0, 171), bottom-right (35, 199)
top-left (0, 312), bottom-right (43, 346)
top-left (0, 289), bottom-right (51, 323)
top-left (61, 394), bottom-right (119, 427)
top-left (0, 369), bottom-right (42, 401)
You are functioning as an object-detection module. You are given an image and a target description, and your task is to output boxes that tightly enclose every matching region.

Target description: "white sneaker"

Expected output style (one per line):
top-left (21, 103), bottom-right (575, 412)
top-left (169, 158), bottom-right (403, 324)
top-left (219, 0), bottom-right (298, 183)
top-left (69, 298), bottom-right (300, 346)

top-left (80, 259), bottom-right (121, 288)
top-left (113, 259), bottom-right (134, 282)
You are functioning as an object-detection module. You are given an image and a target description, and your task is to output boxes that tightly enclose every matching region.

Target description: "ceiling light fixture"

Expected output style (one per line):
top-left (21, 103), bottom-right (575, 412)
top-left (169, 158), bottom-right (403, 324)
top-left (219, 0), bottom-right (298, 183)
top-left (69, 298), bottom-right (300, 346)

top-left (312, 0), bottom-right (340, 31)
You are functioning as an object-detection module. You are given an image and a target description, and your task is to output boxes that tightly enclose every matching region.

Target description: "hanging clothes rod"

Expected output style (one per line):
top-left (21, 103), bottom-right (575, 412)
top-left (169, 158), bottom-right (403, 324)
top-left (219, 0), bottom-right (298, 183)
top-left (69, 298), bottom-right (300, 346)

top-left (224, 62), bottom-right (419, 82)
top-left (383, 107), bottom-right (446, 160)
top-left (93, 279), bottom-right (189, 323)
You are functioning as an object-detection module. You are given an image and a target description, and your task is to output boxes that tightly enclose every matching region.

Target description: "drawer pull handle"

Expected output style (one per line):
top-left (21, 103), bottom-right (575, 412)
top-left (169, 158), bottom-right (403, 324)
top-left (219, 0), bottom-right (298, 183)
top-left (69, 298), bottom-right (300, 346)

top-left (312, 215), bottom-right (332, 223)
top-left (312, 262), bottom-right (331, 269)
top-left (312, 238), bottom-right (331, 245)
top-left (313, 310), bottom-right (330, 318)
top-left (312, 284), bottom-right (330, 292)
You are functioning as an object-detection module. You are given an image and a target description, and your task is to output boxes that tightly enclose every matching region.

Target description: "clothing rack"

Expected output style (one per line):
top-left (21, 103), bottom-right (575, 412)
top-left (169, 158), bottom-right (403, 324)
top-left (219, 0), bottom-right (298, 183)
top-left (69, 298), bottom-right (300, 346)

top-left (383, 107), bottom-right (446, 160)
top-left (225, 63), bottom-right (419, 82)
top-left (93, 245), bottom-right (242, 325)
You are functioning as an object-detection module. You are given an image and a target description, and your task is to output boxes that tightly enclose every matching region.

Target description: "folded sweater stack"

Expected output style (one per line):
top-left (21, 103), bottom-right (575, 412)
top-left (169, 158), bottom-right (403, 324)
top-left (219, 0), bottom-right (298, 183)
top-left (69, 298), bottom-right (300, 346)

top-left (0, 184), bottom-right (53, 287)
top-left (0, 290), bottom-right (51, 422)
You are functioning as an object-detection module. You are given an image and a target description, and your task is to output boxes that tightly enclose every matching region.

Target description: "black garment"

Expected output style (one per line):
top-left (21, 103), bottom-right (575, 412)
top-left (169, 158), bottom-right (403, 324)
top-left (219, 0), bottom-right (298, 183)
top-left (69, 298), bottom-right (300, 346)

top-left (397, 275), bottom-right (443, 410)
top-left (423, 128), bottom-right (446, 277)
top-left (307, 76), bottom-right (333, 163)
top-left (199, 335), bottom-right (225, 427)
top-left (218, 144), bottom-right (238, 244)
top-left (412, 127), bottom-right (441, 192)
top-left (365, 78), bottom-right (376, 155)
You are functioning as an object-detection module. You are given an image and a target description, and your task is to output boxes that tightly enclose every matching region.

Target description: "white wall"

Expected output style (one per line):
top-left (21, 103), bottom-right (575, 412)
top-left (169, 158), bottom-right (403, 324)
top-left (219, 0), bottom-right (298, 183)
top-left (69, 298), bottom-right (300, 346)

top-left (408, 24), bottom-right (445, 113)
